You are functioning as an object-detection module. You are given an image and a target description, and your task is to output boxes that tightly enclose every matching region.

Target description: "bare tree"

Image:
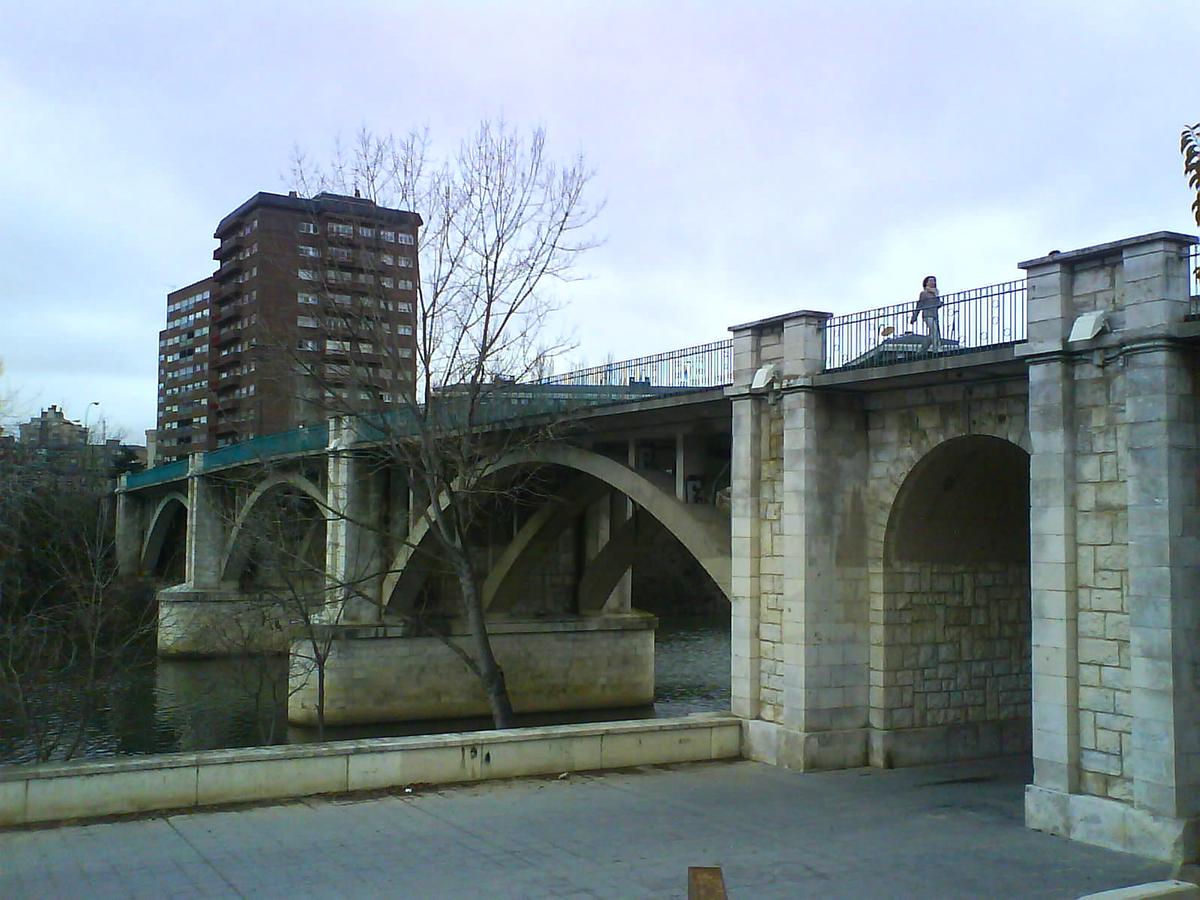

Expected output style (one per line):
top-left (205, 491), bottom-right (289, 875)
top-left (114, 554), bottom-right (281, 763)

top-left (0, 441), bottom-right (156, 762)
top-left (281, 121), bottom-right (600, 728)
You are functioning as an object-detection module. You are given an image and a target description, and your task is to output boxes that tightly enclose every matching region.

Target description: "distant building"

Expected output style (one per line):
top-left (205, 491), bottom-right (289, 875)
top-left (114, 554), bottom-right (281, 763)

top-left (17, 405), bottom-right (89, 449)
top-left (156, 191), bottom-right (423, 462)
top-left (9, 406), bottom-right (144, 477)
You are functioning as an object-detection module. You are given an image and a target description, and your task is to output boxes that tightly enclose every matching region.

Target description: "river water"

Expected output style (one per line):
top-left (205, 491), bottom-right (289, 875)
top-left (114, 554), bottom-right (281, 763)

top-left (0, 613), bottom-right (730, 765)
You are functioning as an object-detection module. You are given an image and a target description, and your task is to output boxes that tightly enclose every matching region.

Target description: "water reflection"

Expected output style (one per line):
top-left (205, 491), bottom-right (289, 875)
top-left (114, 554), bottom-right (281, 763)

top-left (0, 613), bottom-right (730, 764)
top-left (155, 657), bottom-right (288, 751)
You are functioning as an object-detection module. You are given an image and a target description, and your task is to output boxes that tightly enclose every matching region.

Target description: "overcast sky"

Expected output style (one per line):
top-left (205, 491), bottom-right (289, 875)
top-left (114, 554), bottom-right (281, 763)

top-left (1, 1), bottom-right (1196, 441)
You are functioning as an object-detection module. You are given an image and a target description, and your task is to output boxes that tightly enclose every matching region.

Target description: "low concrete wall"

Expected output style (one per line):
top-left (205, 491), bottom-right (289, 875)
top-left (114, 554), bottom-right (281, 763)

top-left (289, 613), bottom-right (656, 726)
top-left (0, 715), bottom-right (740, 828)
top-left (158, 585), bottom-right (289, 657)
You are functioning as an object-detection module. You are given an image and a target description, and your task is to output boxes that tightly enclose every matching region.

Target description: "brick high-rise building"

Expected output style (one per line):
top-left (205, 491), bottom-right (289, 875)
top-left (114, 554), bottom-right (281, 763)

top-left (156, 192), bottom-right (421, 461)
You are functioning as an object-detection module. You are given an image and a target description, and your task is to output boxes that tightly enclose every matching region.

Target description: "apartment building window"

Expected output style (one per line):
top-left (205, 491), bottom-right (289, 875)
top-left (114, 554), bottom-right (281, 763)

top-left (380, 254), bottom-right (395, 266)
top-left (328, 247), bottom-right (353, 262)
top-left (397, 233), bottom-right (415, 246)
top-left (381, 230), bottom-right (395, 242)
top-left (359, 342), bottom-right (374, 353)
top-left (326, 339), bottom-right (350, 352)
top-left (298, 245), bottom-right (320, 258)
top-left (359, 226), bottom-right (375, 238)
top-left (297, 339), bottom-right (319, 351)
top-left (397, 257), bottom-right (414, 268)
top-left (298, 222), bottom-right (318, 234)
top-left (328, 270), bottom-right (353, 283)
top-left (328, 223), bottom-right (353, 237)
top-left (397, 324), bottom-right (413, 336)
top-left (398, 348), bottom-right (413, 358)
top-left (297, 316), bottom-right (319, 328)
top-left (331, 294), bottom-right (352, 306)
top-left (298, 293), bottom-right (320, 305)
top-left (381, 276), bottom-right (394, 288)
top-left (298, 269), bottom-right (318, 281)
top-left (398, 301), bottom-right (413, 312)
top-left (356, 273), bottom-right (374, 284)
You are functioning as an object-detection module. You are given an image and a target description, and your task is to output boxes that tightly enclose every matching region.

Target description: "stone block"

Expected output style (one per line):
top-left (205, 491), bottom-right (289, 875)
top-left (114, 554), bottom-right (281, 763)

top-left (196, 754), bottom-right (347, 806)
top-left (1079, 638), bottom-right (1122, 666)
top-left (599, 726), bottom-right (712, 769)
top-left (1068, 791), bottom-right (1128, 854)
top-left (710, 723), bottom-right (743, 759)
top-left (1026, 783), bottom-right (1070, 836)
top-left (348, 745), bottom-right (474, 790)
top-left (0, 779), bottom-right (26, 826)
top-left (1079, 685), bottom-right (1116, 713)
top-left (26, 764), bottom-right (199, 823)
top-left (480, 735), bottom-right (606, 781)
top-left (1125, 806), bottom-right (1200, 864)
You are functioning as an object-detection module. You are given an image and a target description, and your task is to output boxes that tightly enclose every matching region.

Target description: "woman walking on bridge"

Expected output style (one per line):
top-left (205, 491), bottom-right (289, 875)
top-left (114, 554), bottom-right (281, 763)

top-left (911, 275), bottom-right (943, 353)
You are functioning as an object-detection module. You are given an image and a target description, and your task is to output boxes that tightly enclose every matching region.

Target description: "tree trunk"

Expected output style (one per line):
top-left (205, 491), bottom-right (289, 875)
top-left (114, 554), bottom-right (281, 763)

top-left (453, 555), bottom-right (514, 729)
top-left (316, 658), bottom-right (326, 741)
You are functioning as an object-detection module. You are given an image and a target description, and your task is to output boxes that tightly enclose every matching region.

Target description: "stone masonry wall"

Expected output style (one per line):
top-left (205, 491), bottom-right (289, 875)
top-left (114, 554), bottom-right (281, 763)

top-left (864, 378), bottom-right (1031, 747)
top-left (1072, 357), bottom-right (1132, 802)
top-left (880, 562), bottom-right (1030, 732)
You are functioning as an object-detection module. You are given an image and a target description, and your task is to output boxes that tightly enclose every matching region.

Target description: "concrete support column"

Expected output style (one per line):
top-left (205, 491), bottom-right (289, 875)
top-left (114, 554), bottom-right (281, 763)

top-left (581, 491), bottom-right (631, 613)
top-left (1020, 231), bottom-right (1199, 861)
top-left (674, 431), bottom-right (706, 502)
top-left (1126, 345), bottom-right (1200, 827)
top-left (1027, 356), bottom-right (1080, 795)
top-left (326, 418), bottom-right (386, 623)
top-left (608, 491), bottom-right (632, 611)
top-left (114, 477), bottom-right (142, 576)
top-left (184, 454), bottom-right (224, 588)
top-left (777, 312), bottom-right (865, 769)
top-left (728, 326), bottom-right (764, 721)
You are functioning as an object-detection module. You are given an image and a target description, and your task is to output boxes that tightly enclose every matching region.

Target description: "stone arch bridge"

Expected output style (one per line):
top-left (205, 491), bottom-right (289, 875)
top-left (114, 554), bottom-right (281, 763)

top-left (117, 231), bottom-right (1200, 862)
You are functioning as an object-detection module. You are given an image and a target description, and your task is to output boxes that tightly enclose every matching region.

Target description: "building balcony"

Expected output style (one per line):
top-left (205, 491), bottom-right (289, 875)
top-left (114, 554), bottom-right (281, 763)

top-left (213, 303), bottom-right (241, 326)
top-left (213, 233), bottom-right (244, 260)
top-left (215, 257), bottom-right (245, 281)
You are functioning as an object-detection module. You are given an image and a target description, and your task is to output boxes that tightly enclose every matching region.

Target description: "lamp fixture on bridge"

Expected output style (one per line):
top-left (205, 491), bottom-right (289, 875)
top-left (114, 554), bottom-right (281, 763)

top-left (1067, 310), bottom-right (1109, 343)
top-left (750, 363), bottom-right (777, 392)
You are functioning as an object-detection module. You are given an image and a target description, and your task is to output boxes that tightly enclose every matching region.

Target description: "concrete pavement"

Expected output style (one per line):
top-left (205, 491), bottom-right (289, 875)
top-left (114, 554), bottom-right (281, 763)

top-left (0, 755), bottom-right (1169, 898)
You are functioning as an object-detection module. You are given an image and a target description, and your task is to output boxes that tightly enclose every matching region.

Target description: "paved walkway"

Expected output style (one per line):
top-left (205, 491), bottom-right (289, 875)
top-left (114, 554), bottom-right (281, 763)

top-left (0, 755), bottom-right (1169, 898)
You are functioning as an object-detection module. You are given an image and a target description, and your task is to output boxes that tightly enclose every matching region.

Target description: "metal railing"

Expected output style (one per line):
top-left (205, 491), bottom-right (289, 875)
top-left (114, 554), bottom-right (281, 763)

top-left (824, 279), bottom-right (1027, 371)
top-left (124, 458), bottom-right (188, 489)
top-left (203, 425), bottom-right (329, 470)
top-left (538, 339), bottom-right (733, 391)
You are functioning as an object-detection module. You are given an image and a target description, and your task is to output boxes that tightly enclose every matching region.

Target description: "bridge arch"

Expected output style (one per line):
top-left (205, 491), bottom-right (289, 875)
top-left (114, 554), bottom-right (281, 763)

top-left (221, 473), bottom-right (327, 584)
top-left (141, 491), bottom-right (189, 577)
top-left (872, 433), bottom-right (1031, 766)
top-left (381, 443), bottom-right (731, 612)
